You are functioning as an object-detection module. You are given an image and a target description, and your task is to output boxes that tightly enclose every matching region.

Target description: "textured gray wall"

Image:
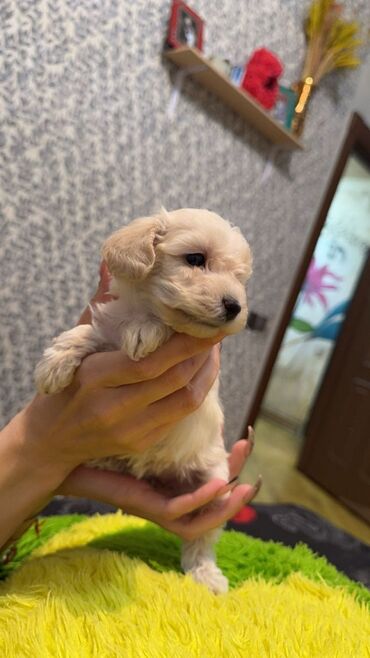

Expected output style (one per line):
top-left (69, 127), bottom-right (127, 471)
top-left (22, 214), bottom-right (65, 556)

top-left (354, 56), bottom-right (370, 124)
top-left (1, 0), bottom-right (369, 442)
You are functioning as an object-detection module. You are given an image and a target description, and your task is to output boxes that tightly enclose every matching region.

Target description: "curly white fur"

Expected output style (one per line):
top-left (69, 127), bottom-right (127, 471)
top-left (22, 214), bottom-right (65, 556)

top-left (35, 208), bottom-right (252, 593)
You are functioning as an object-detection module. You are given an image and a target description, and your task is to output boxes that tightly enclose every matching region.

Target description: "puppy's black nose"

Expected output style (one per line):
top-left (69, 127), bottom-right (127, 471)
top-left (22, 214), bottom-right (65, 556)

top-left (222, 297), bottom-right (241, 321)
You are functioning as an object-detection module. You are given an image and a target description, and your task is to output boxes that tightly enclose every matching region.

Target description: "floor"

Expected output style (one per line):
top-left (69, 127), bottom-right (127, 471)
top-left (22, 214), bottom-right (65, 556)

top-left (240, 416), bottom-right (370, 546)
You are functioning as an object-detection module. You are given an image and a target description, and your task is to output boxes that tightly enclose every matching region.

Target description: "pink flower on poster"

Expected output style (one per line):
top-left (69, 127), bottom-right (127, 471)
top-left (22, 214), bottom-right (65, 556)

top-left (302, 257), bottom-right (342, 308)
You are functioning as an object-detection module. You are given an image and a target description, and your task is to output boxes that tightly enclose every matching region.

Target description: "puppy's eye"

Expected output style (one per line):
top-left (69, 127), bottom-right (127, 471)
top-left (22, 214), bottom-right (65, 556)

top-left (185, 253), bottom-right (206, 267)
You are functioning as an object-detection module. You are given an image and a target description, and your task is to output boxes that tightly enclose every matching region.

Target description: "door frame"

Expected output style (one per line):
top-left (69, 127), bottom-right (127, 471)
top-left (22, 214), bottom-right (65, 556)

top-left (297, 249), bottom-right (370, 521)
top-left (244, 112), bottom-right (370, 432)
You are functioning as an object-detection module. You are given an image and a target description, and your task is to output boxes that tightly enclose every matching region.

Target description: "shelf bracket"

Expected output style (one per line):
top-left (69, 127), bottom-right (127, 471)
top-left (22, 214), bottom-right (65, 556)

top-left (167, 65), bottom-right (207, 121)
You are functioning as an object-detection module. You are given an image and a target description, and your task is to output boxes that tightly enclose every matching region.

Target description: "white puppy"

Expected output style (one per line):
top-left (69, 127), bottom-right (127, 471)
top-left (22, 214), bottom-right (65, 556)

top-left (35, 208), bottom-right (253, 593)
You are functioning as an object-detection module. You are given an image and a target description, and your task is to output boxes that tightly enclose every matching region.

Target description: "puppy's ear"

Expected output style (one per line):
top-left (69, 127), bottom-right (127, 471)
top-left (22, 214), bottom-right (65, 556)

top-left (102, 215), bottom-right (167, 280)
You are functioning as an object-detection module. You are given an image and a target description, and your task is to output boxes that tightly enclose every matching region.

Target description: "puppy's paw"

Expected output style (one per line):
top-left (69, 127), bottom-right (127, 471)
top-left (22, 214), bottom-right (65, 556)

top-left (121, 321), bottom-right (171, 361)
top-left (35, 325), bottom-right (98, 394)
top-left (122, 331), bottom-right (150, 361)
top-left (188, 563), bottom-right (229, 594)
top-left (35, 351), bottom-right (79, 394)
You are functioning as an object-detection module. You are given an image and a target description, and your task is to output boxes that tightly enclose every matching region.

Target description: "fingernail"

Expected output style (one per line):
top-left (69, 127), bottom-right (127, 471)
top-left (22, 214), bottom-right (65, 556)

top-left (216, 477), bottom-right (239, 497)
top-left (245, 427), bottom-right (255, 456)
top-left (253, 474), bottom-right (262, 496)
top-left (243, 474), bottom-right (262, 503)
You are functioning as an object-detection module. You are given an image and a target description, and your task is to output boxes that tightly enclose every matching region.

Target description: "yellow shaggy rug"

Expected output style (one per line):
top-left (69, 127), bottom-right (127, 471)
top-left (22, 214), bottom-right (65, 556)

top-left (0, 513), bottom-right (369, 657)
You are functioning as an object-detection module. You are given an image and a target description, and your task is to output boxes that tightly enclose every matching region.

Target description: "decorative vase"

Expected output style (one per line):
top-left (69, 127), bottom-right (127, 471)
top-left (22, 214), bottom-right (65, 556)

top-left (291, 76), bottom-right (314, 137)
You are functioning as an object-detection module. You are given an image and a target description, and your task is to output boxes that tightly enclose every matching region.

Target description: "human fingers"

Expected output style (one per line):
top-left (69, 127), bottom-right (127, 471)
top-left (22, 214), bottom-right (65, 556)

top-left (105, 348), bottom-right (212, 413)
top-left (169, 478), bottom-right (262, 541)
top-left (79, 332), bottom-right (223, 389)
top-left (128, 346), bottom-right (220, 436)
top-left (57, 466), bottom-right (225, 523)
top-left (57, 349), bottom-right (218, 461)
top-left (227, 440), bottom-right (248, 480)
top-left (161, 477), bottom-right (238, 521)
top-left (73, 350), bottom-right (213, 445)
top-left (78, 262), bottom-right (114, 324)
top-left (92, 349), bottom-right (217, 451)
top-left (95, 261), bottom-right (112, 300)
top-left (58, 467), bottom-right (233, 531)
top-left (227, 428), bottom-right (255, 480)
top-left (58, 467), bottom-right (262, 542)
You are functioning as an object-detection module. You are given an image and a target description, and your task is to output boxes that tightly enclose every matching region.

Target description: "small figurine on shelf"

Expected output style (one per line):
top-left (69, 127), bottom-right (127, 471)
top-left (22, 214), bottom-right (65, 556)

top-left (241, 48), bottom-right (283, 110)
top-left (209, 56), bottom-right (232, 78)
top-left (229, 64), bottom-right (245, 86)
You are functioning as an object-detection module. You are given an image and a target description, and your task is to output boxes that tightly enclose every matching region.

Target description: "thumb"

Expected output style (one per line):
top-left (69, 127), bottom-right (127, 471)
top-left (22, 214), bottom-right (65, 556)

top-left (95, 261), bottom-right (112, 299)
top-left (78, 261), bottom-right (115, 325)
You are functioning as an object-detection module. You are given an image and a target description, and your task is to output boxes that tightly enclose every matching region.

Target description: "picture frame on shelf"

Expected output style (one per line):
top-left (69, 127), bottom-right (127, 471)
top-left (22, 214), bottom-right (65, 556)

top-left (166, 0), bottom-right (204, 51)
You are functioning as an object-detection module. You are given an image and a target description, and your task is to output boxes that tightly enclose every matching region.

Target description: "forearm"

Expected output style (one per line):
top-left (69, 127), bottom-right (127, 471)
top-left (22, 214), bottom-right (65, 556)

top-left (0, 408), bottom-right (63, 550)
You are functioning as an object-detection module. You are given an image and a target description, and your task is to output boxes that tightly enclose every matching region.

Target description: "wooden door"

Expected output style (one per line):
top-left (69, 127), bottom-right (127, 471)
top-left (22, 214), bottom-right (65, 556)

top-left (298, 253), bottom-right (370, 523)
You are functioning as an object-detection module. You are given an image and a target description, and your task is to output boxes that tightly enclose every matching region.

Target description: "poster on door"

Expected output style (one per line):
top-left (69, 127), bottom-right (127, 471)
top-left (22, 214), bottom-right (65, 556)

top-left (263, 167), bottom-right (370, 428)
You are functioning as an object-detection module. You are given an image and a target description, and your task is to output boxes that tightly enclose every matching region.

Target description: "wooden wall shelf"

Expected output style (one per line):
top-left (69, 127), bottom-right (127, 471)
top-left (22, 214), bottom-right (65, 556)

top-left (164, 47), bottom-right (303, 151)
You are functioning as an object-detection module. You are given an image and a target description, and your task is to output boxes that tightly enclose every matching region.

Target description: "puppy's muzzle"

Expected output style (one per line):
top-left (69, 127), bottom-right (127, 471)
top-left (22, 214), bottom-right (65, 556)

top-left (222, 297), bottom-right (241, 321)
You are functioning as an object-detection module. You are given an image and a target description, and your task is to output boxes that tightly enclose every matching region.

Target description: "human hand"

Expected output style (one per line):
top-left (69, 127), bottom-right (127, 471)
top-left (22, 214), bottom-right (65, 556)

top-left (57, 430), bottom-right (260, 541)
top-left (1, 263), bottom-right (231, 551)
top-left (20, 264), bottom-right (224, 485)
top-left (54, 267), bottom-right (262, 539)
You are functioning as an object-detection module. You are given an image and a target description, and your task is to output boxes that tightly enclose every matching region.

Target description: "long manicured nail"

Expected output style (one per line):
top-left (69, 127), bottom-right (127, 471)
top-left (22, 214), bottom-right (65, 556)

top-left (245, 426), bottom-right (255, 456)
top-left (243, 475), bottom-right (262, 503)
top-left (253, 474), bottom-right (262, 495)
top-left (216, 477), bottom-right (239, 497)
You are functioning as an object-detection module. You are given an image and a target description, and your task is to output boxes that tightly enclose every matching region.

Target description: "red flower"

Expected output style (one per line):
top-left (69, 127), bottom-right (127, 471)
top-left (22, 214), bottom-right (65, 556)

top-left (241, 48), bottom-right (283, 110)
